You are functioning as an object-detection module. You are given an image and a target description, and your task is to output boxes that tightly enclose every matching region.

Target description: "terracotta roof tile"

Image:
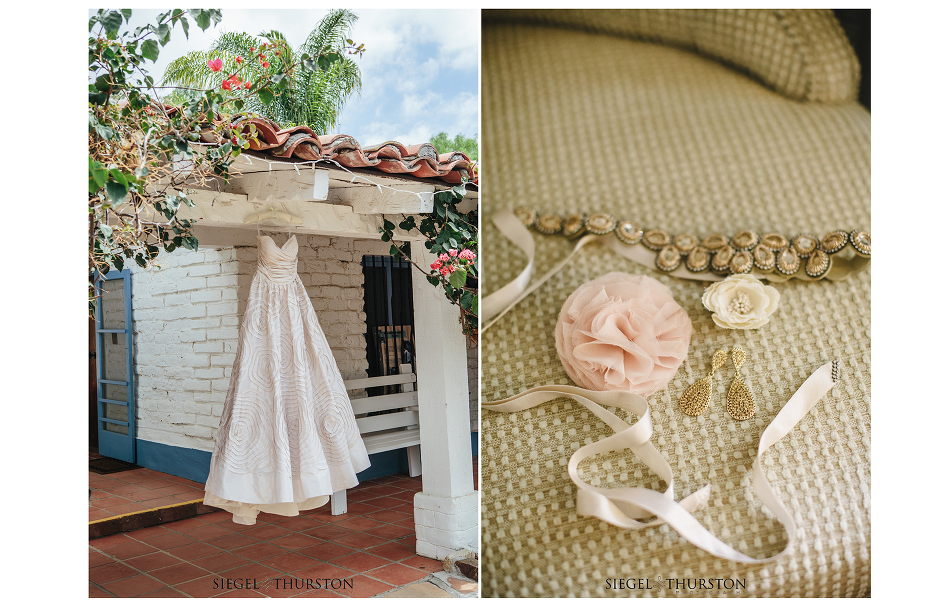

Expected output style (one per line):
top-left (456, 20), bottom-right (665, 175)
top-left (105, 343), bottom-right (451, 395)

top-left (233, 116), bottom-right (478, 185)
top-left (159, 105), bottom-right (477, 185)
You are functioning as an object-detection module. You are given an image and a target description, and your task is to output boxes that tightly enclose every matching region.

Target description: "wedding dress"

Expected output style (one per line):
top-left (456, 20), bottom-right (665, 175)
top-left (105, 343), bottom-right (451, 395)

top-left (204, 235), bottom-right (370, 524)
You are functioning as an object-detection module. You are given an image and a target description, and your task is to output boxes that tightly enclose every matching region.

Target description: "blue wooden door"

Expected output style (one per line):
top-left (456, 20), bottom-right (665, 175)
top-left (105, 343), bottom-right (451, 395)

top-left (94, 270), bottom-right (136, 462)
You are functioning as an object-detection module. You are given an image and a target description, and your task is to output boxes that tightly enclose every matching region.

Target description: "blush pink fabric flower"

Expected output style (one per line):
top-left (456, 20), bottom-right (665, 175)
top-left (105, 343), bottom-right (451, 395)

top-left (207, 58), bottom-right (223, 72)
top-left (555, 272), bottom-right (692, 396)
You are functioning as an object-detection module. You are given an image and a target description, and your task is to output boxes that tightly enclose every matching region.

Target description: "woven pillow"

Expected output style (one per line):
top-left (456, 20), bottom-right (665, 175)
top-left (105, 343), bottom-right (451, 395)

top-left (483, 8), bottom-right (860, 103)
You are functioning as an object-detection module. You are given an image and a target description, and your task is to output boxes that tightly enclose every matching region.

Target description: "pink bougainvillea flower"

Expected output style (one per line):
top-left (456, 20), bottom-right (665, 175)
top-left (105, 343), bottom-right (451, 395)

top-left (235, 56), bottom-right (243, 64)
top-left (250, 46), bottom-right (255, 52)
top-left (439, 267), bottom-right (450, 277)
top-left (448, 249), bottom-right (459, 257)
top-left (231, 136), bottom-right (239, 145)
top-left (430, 260), bottom-right (442, 270)
top-left (244, 81), bottom-right (251, 89)
top-left (438, 253), bottom-right (450, 262)
top-left (221, 80), bottom-right (232, 90)
top-left (207, 58), bottom-right (223, 72)
top-left (459, 249), bottom-right (476, 261)
top-left (262, 61), bottom-right (270, 69)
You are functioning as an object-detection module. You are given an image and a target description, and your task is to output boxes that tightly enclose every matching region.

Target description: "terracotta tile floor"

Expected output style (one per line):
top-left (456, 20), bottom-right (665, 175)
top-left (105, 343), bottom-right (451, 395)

top-left (90, 463), bottom-right (478, 598)
top-left (89, 466), bottom-right (206, 522)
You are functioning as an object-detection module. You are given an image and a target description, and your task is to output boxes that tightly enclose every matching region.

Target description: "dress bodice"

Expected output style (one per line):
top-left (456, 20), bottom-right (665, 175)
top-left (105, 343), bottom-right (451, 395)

top-left (256, 235), bottom-right (299, 283)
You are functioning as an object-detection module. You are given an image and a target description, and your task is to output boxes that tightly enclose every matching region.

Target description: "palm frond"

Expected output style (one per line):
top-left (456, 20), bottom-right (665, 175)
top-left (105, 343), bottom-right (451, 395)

top-left (300, 9), bottom-right (358, 59)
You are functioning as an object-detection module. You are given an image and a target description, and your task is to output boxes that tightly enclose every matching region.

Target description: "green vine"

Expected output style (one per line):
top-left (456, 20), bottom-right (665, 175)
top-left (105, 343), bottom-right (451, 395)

top-left (379, 185), bottom-right (478, 344)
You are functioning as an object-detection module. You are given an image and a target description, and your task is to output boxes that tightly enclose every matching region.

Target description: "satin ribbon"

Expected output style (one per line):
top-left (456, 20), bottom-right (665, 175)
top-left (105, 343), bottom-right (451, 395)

top-left (482, 360), bottom-right (839, 563)
top-left (481, 208), bottom-right (870, 332)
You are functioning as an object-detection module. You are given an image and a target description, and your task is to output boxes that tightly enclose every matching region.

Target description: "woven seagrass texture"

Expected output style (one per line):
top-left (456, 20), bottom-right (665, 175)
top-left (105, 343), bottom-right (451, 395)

top-left (484, 8), bottom-right (860, 103)
top-left (480, 19), bottom-right (870, 598)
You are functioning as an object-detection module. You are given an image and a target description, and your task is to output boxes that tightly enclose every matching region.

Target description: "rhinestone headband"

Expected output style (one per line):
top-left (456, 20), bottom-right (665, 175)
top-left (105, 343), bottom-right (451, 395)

top-left (512, 207), bottom-right (870, 280)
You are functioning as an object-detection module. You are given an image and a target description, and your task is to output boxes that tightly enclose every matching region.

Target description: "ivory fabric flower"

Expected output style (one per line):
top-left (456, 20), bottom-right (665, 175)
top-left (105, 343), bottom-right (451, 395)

top-left (555, 272), bottom-right (692, 396)
top-left (701, 274), bottom-right (780, 329)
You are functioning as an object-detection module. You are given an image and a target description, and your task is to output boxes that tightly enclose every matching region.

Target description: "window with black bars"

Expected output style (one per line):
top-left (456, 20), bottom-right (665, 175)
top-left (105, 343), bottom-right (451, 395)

top-left (361, 255), bottom-right (416, 397)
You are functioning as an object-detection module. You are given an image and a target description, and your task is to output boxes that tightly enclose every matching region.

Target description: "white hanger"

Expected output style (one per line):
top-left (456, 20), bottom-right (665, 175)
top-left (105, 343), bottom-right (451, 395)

top-left (245, 204), bottom-right (301, 244)
top-left (243, 204), bottom-right (303, 226)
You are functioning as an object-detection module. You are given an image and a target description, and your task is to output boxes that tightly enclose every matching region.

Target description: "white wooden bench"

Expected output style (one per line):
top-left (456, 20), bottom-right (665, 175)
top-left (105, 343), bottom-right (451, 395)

top-left (330, 363), bottom-right (421, 514)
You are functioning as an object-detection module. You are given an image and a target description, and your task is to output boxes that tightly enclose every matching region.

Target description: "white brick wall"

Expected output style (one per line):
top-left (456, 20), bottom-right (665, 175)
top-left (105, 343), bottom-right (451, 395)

top-left (128, 234), bottom-right (479, 455)
top-left (128, 247), bottom-right (240, 452)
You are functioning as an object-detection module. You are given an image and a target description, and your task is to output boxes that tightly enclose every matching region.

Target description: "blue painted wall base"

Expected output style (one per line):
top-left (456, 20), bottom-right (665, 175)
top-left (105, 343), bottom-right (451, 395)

top-left (134, 432), bottom-right (479, 485)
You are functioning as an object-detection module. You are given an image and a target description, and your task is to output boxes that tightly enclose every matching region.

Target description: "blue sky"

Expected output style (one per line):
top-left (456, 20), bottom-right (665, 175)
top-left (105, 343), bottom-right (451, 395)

top-left (117, 8), bottom-right (479, 148)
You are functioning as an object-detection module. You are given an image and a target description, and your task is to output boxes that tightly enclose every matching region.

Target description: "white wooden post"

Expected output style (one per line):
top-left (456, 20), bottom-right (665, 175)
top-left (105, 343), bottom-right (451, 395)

top-left (409, 241), bottom-right (477, 560)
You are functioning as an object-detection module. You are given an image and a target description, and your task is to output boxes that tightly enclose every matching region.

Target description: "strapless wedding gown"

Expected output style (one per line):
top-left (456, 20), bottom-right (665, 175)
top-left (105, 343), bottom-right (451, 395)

top-left (204, 235), bottom-right (370, 524)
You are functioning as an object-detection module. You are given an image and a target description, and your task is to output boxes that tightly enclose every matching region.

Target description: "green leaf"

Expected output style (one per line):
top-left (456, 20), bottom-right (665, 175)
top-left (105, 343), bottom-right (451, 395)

top-left (258, 87), bottom-right (275, 105)
top-left (120, 8), bottom-right (132, 19)
top-left (89, 92), bottom-right (108, 105)
top-left (182, 236), bottom-right (199, 251)
top-left (269, 73), bottom-right (285, 85)
top-left (135, 254), bottom-right (148, 268)
top-left (460, 290), bottom-right (473, 310)
top-left (140, 39), bottom-right (159, 61)
top-left (105, 181), bottom-right (128, 203)
top-left (93, 74), bottom-right (112, 92)
top-left (449, 268), bottom-right (468, 289)
top-left (190, 9), bottom-right (211, 30)
top-left (179, 15), bottom-right (189, 38)
top-left (109, 169), bottom-right (128, 188)
top-left (98, 224), bottom-right (113, 238)
top-left (426, 275), bottom-right (440, 286)
top-left (112, 254), bottom-right (124, 271)
top-left (156, 23), bottom-right (171, 45)
top-left (102, 10), bottom-right (123, 34)
top-left (398, 216), bottom-right (416, 231)
top-left (89, 157), bottom-right (108, 192)
top-left (382, 219), bottom-right (396, 231)
top-left (471, 295), bottom-right (478, 316)
top-left (164, 194), bottom-right (180, 213)
top-left (92, 123), bottom-right (114, 140)
top-left (389, 244), bottom-right (400, 256)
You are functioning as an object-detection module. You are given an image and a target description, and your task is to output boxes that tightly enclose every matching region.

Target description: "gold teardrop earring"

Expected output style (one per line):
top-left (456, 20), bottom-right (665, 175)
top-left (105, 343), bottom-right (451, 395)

top-left (726, 346), bottom-right (756, 420)
top-left (679, 348), bottom-right (728, 416)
